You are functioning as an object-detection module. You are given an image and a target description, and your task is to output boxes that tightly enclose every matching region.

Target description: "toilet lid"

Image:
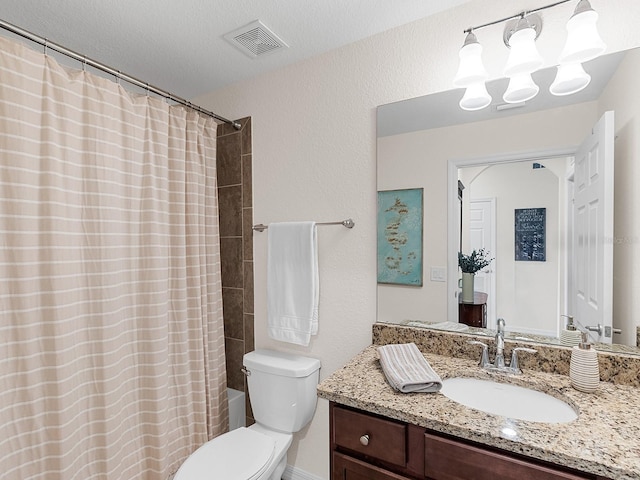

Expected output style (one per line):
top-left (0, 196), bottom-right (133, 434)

top-left (174, 427), bottom-right (276, 480)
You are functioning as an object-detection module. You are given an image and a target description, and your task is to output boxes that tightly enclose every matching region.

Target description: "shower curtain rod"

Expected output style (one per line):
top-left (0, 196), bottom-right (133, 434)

top-left (0, 18), bottom-right (242, 130)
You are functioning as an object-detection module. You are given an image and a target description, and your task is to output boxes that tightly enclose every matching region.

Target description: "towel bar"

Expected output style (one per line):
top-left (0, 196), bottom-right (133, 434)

top-left (252, 218), bottom-right (355, 232)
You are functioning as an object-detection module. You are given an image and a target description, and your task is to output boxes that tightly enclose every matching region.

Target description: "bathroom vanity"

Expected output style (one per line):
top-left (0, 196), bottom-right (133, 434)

top-left (331, 403), bottom-right (595, 480)
top-left (317, 325), bottom-right (640, 480)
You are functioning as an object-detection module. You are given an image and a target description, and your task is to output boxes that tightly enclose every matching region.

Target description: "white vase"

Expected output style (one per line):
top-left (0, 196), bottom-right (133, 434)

top-left (461, 272), bottom-right (475, 303)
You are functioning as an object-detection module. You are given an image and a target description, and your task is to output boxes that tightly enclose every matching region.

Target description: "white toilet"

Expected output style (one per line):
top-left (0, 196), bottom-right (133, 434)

top-left (174, 349), bottom-right (321, 480)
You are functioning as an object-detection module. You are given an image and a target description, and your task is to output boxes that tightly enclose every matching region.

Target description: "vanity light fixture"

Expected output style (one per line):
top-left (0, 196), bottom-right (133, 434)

top-left (550, 0), bottom-right (604, 96)
top-left (502, 14), bottom-right (543, 103)
top-left (503, 72), bottom-right (540, 104)
top-left (558, 0), bottom-right (606, 64)
top-left (503, 15), bottom-right (544, 78)
top-left (453, 31), bottom-right (492, 111)
top-left (459, 81), bottom-right (492, 111)
top-left (453, 0), bottom-right (605, 110)
top-left (453, 31), bottom-right (488, 87)
top-left (549, 62), bottom-right (592, 95)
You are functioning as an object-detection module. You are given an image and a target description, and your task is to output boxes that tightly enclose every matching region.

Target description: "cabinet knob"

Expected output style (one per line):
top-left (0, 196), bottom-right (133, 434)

top-left (359, 434), bottom-right (370, 446)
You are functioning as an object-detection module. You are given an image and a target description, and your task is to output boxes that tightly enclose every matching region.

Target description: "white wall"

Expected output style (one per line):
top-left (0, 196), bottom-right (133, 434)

top-left (195, 1), bottom-right (640, 478)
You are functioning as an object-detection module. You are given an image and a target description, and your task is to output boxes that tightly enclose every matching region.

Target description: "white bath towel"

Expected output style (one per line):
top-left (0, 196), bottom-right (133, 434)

top-left (267, 221), bottom-right (318, 346)
top-left (377, 343), bottom-right (442, 393)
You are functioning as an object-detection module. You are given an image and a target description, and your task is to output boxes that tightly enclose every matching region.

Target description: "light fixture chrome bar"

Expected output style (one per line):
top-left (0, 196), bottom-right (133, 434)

top-left (252, 219), bottom-right (355, 232)
top-left (463, 0), bottom-right (572, 33)
top-left (0, 18), bottom-right (242, 130)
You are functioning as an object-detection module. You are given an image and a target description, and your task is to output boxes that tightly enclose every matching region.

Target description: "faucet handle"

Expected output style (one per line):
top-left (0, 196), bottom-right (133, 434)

top-left (468, 341), bottom-right (490, 367)
top-left (510, 347), bottom-right (537, 374)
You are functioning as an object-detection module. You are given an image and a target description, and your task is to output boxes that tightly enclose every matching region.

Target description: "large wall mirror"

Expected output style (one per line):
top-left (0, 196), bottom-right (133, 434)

top-left (377, 47), bottom-right (640, 354)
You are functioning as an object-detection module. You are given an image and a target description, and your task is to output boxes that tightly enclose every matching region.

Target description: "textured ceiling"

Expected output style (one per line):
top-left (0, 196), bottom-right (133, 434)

top-left (0, 0), bottom-right (469, 100)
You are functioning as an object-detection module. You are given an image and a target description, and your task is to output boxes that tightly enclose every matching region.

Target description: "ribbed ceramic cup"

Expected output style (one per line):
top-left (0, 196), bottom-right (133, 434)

top-left (560, 329), bottom-right (582, 347)
top-left (570, 346), bottom-right (599, 393)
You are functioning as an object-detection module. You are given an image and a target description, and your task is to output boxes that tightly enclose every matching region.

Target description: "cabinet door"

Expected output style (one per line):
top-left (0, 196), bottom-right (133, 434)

top-left (425, 433), bottom-right (593, 480)
top-left (333, 452), bottom-right (413, 480)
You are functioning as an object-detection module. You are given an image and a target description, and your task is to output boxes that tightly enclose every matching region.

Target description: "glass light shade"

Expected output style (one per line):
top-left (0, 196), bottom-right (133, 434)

top-left (503, 25), bottom-right (544, 77)
top-left (559, 5), bottom-right (606, 64)
top-left (503, 73), bottom-right (539, 103)
top-left (550, 63), bottom-right (591, 96)
top-left (459, 82), bottom-right (492, 111)
top-left (453, 33), bottom-right (488, 87)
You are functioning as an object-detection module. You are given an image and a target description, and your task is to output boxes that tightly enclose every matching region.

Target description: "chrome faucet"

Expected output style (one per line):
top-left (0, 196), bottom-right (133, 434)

top-left (494, 318), bottom-right (506, 368)
top-left (468, 318), bottom-right (537, 374)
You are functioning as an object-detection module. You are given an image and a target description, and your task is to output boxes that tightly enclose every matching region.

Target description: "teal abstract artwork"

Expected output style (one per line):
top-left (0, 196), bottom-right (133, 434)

top-left (377, 188), bottom-right (423, 286)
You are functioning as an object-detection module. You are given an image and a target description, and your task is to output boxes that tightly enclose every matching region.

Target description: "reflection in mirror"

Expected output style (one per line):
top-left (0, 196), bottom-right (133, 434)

top-left (376, 48), bottom-right (640, 353)
top-left (458, 159), bottom-right (567, 338)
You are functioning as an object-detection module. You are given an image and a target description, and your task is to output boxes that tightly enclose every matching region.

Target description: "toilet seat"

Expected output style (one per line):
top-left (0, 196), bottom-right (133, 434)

top-left (174, 427), bottom-right (276, 480)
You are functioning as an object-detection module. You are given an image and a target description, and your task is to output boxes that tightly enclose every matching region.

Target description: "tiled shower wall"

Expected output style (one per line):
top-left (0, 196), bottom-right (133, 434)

top-left (216, 117), bottom-right (254, 425)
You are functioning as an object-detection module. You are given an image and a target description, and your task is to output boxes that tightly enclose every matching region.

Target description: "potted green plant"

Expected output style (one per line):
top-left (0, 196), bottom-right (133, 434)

top-left (458, 249), bottom-right (493, 303)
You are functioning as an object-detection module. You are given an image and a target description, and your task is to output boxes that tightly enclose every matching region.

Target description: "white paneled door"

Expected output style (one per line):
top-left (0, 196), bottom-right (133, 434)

top-left (469, 198), bottom-right (496, 329)
top-left (573, 111), bottom-right (614, 343)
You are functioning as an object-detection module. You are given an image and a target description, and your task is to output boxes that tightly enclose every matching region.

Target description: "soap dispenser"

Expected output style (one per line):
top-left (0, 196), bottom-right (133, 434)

top-left (560, 315), bottom-right (582, 347)
top-left (569, 332), bottom-right (599, 393)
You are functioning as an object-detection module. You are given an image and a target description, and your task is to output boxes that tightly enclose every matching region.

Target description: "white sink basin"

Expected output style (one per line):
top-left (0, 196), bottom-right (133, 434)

top-left (440, 377), bottom-right (577, 423)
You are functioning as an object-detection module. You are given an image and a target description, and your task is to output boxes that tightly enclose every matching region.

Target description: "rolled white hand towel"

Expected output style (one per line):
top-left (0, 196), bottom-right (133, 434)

top-left (377, 343), bottom-right (442, 393)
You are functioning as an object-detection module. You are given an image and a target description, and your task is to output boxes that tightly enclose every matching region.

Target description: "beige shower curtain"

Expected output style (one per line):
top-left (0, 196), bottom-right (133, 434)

top-left (0, 36), bottom-right (227, 479)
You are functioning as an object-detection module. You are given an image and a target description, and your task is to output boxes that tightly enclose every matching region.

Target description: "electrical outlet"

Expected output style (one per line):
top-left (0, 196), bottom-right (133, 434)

top-left (430, 267), bottom-right (446, 282)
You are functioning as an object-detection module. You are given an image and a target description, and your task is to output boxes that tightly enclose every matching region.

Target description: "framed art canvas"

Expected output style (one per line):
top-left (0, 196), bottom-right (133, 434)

top-left (377, 188), bottom-right (423, 286)
top-left (515, 207), bottom-right (546, 262)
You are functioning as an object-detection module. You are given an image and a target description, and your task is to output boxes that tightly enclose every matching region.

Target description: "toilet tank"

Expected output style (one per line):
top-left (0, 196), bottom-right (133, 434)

top-left (243, 349), bottom-right (321, 433)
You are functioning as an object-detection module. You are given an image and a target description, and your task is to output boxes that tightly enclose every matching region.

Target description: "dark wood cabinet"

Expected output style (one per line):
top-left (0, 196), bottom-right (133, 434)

top-left (330, 403), bottom-right (423, 479)
top-left (458, 291), bottom-right (487, 327)
top-left (333, 452), bottom-right (413, 480)
top-left (330, 402), bottom-right (603, 480)
top-left (424, 432), bottom-right (590, 480)
top-left (332, 403), bottom-right (407, 467)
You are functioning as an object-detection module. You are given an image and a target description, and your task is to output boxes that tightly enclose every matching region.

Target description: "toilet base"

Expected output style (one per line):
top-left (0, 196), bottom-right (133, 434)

top-left (268, 453), bottom-right (286, 480)
top-left (248, 424), bottom-right (293, 479)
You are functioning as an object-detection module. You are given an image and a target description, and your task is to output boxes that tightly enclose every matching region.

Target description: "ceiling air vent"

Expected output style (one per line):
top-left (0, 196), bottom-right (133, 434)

top-left (224, 20), bottom-right (288, 59)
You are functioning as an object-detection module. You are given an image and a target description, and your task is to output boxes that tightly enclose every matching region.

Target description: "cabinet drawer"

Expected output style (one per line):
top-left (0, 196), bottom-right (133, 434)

top-left (424, 433), bottom-right (592, 480)
top-left (333, 406), bottom-right (407, 467)
top-left (332, 452), bottom-right (412, 480)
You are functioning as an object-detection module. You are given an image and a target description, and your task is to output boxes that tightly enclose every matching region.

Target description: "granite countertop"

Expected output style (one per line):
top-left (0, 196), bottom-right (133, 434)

top-left (317, 345), bottom-right (640, 480)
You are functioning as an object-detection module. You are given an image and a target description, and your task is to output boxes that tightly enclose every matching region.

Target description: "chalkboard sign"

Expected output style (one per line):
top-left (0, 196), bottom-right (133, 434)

top-left (515, 208), bottom-right (546, 262)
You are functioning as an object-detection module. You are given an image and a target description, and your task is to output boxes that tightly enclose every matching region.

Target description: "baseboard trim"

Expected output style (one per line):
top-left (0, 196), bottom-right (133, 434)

top-left (282, 464), bottom-right (324, 480)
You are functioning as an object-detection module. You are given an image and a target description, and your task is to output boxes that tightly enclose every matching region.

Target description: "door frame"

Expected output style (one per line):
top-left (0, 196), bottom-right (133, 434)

top-left (447, 147), bottom-right (577, 325)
